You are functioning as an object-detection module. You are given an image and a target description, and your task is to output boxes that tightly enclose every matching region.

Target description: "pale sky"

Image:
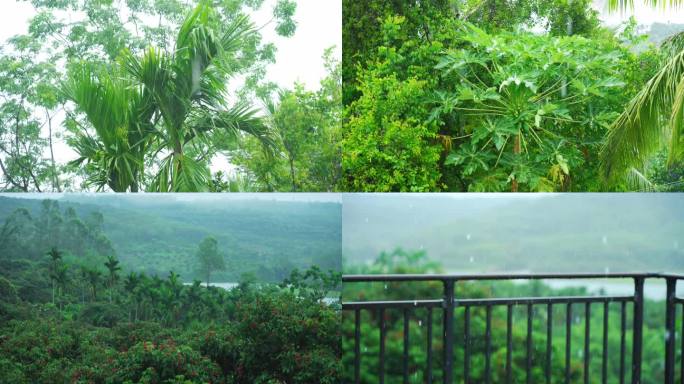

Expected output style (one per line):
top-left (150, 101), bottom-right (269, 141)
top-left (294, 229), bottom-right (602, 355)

top-left (592, 0), bottom-right (684, 25)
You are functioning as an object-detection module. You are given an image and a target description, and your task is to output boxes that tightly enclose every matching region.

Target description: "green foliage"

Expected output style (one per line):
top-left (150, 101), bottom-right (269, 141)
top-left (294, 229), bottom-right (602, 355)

top-left (433, 25), bottom-right (636, 191)
top-left (600, 32), bottom-right (684, 186)
top-left (343, 250), bottom-right (673, 383)
top-left (0, 250), bottom-right (340, 383)
top-left (64, 2), bottom-right (276, 192)
top-left (0, 195), bottom-right (342, 286)
top-left (0, 0), bottom-right (310, 192)
top-left (196, 236), bottom-right (226, 286)
top-left (342, 0), bottom-right (662, 191)
top-left (232, 48), bottom-right (342, 192)
top-left (343, 73), bottom-right (442, 191)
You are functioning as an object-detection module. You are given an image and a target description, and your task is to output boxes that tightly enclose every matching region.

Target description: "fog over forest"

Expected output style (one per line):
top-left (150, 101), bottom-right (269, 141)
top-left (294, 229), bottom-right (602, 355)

top-left (343, 194), bottom-right (684, 273)
top-left (0, 193), bottom-right (342, 282)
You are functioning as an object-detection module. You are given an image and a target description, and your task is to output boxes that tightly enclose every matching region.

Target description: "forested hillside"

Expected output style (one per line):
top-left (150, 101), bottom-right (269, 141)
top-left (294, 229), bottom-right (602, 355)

top-left (0, 195), bottom-right (341, 282)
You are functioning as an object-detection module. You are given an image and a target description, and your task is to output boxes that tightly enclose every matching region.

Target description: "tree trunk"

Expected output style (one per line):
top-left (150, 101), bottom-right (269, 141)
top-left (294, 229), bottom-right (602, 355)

top-left (45, 108), bottom-right (60, 192)
top-left (289, 156), bottom-right (296, 192)
top-left (511, 133), bottom-right (521, 192)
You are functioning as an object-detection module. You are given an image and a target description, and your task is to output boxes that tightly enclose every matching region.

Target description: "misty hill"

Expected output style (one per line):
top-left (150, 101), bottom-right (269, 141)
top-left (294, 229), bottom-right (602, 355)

top-left (343, 194), bottom-right (684, 273)
top-left (647, 22), bottom-right (684, 44)
top-left (0, 194), bottom-right (341, 281)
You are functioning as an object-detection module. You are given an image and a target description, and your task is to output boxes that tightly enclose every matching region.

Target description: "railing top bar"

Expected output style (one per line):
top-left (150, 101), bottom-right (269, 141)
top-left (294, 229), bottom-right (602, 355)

top-left (342, 272), bottom-right (684, 282)
top-left (341, 295), bottom-right (633, 309)
top-left (343, 299), bottom-right (443, 309)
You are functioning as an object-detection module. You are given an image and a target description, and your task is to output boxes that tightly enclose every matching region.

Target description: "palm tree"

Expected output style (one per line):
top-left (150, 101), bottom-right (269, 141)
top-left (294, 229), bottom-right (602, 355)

top-left (63, 63), bottom-right (155, 192)
top-left (64, 1), bottom-right (275, 192)
top-left (599, 35), bottom-right (684, 187)
top-left (46, 247), bottom-right (62, 304)
top-left (124, 272), bottom-right (140, 321)
top-left (104, 256), bottom-right (121, 303)
top-left (50, 264), bottom-right (69, 310)
top-left (86, 268), bottom-right (102, 301)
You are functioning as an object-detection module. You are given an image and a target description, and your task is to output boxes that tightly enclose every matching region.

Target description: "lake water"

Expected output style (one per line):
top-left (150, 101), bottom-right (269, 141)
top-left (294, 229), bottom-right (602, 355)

top-left (521, 279), bottom-right (684, 301)
top-left (184, 282), bottom-right (339, 304)
top-left (183, 282), bottom-right (239, 289)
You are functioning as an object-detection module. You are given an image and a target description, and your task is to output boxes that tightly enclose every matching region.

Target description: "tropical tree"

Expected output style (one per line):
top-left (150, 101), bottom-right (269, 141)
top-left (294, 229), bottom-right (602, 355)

top-left (600, 35), bottom-right (684, 188)
top-left (433, 25), bottom-right (629, 191)
top-left (86, 268), bottom-right (102, 301)
top-left (124, 272), bottom-right (140, 321)
top-left (104, 255), bottom-right (121, 303)
top-left (46, 247), bottom-right (62, 304)
top-left (50, 264), bottom-right (69, 309)
top-left (196, 236), bottom-right (226, 287)
top-left (64, 1), bottom-right (275, 192)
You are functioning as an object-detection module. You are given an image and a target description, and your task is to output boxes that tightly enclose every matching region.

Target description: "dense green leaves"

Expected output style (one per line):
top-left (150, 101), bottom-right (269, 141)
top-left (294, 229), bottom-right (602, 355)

top-left (341, 0), bottom-right (668, 191)
top-left (1, 0), bottom-right (329, 192)
top-left (0, 199), bottom-right (341, 382)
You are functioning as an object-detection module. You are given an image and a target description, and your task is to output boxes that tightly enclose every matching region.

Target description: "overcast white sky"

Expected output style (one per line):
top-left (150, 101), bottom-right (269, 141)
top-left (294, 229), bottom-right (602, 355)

top-left (592, 0), bottom-right (684, 25)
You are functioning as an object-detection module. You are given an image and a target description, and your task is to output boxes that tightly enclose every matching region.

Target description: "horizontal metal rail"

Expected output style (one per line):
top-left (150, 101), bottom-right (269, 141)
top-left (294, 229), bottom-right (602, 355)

top-left (342, 272), bottom-right (684, 384)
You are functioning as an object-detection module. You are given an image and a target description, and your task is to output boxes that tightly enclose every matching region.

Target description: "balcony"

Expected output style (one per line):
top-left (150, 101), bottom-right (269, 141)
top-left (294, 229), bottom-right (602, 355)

top-left (342, 273), bottom-right (684, 384)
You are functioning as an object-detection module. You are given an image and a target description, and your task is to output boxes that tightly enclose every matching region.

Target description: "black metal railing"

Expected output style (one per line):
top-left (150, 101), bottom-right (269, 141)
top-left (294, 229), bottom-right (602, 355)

top-left (342, 272), bottom-right (684, 384)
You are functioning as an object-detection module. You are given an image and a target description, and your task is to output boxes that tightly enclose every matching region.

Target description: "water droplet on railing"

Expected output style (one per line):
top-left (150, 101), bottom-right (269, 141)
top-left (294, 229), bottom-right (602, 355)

top-left (414, 301), bottom-right (418, 306)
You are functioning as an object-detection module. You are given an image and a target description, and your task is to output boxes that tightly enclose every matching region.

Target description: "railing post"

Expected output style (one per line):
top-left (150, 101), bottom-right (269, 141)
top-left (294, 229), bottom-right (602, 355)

top-left (632, 277), bottom-right (644, 384)
top-left (443, 279), bottom-right (455, 384)
top-left (665, 278), bottom-right (677, 384)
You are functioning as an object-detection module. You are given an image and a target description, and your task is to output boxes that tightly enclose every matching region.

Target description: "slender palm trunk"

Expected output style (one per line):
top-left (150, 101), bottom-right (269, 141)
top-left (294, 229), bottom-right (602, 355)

top-left (512, 133), bottom-right (521, 192)
top-left (52, 280), bottom-right (55, 305)
top-left (45, 108), bottom-right (60, 192)
top-left (289, 157), bottom-right (296, 192)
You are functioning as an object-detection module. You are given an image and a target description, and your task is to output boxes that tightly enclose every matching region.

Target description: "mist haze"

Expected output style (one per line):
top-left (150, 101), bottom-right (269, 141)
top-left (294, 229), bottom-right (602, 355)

top-left (343, 194), bottom-right (684, 273)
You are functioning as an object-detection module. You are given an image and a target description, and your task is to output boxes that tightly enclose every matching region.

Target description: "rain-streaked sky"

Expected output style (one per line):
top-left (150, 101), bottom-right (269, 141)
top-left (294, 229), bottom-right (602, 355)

top-left (343, 193), bottom-right (684, 273)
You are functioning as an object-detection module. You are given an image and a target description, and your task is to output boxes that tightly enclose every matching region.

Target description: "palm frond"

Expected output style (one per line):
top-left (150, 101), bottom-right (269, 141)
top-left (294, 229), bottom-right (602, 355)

top-left (186, 103), bottom-right (277, 155)
top-left (625, 167), bottom-right (655, 191)
top-left (63, 63), bottom-right (147, 191)
top-left (150, 153), bottom-right (210, 192)
top-left (607, 0), bottom-right (684, 13)
top-left (660, 31), bottom-right (684, 56)
top-left (599, 49), bottom-right (684, 181)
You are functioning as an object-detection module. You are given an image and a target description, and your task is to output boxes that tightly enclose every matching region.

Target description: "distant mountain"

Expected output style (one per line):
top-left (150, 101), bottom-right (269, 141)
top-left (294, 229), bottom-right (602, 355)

top-left (647, 22), bottom-right (684, 44)
top-left (343, 194), bottom-right (684, 273)
top-left (0, 195), bottom-right (341, 282)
